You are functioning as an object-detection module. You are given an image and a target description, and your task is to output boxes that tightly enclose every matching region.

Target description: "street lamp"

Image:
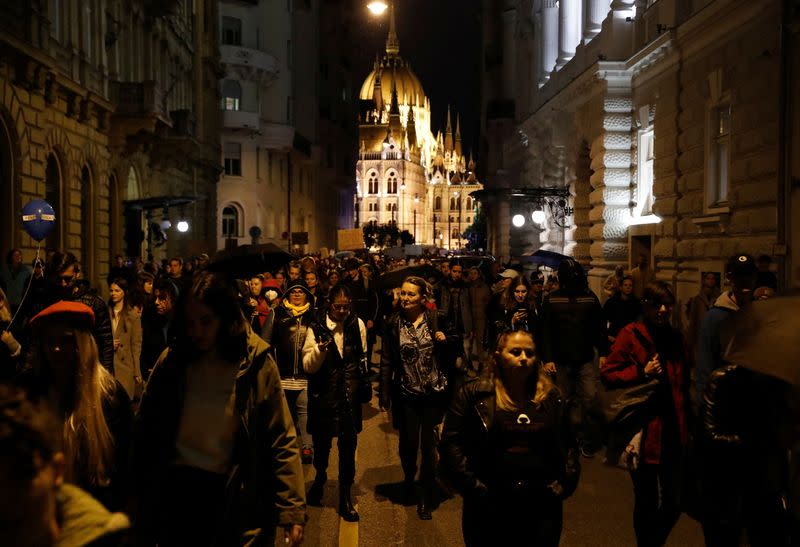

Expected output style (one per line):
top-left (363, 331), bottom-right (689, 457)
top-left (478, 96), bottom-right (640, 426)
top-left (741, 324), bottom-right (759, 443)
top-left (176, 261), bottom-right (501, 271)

top-left (400, 183), bottom-right (406, 231)
top-left (413, 194), bottom-right (419, 243)
top-left (367, 1), bottom-right (389, 15)
top-left (454, 191), bottom-right (460, 249)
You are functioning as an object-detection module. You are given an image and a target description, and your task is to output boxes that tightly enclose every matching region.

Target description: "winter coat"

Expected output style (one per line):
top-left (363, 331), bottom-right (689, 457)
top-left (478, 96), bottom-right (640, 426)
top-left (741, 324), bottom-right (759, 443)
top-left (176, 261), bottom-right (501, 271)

top-left (135, 328), bottom-right (306, 545)
top-left (439, 377), bottom-right (580, 499)
top-left (603, 293), bottom-right (642, 339)
top-left (694, 291), bottom-right (740, 409)
top-left (139, 306), bottom-right (175, 381)
top-left (539, 289), bottom-right (608, 366)
top-left (380, 310), bottom-right (460, 424)
top-left (436, 279), bottom-right (473, 334)
top-left (111, 306), bottom-right (142, 401)
top-left (468, 280), bottom-right (491, 332)
top-left (684, 288), bottom-right (719, 356)
top-left (303, 313), bottom-right (368, 437)
top-left (71, 285), bottom-right (115, 373)
top-left (601, 321), bottom-right (690, 465)
top-left (267, 304), bottom-right (316, 383)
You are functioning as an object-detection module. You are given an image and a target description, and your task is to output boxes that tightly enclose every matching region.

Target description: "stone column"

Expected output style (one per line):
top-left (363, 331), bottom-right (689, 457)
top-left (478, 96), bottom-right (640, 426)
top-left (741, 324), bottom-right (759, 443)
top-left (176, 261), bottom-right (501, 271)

top-left (588, 92), bottom-right (633, 283)
top-left (555, 0), bottom-right (583, 70)
top-left (539, 1), bottom-right (559, 85)
top-left (583, 0), bottom-right (611, 43)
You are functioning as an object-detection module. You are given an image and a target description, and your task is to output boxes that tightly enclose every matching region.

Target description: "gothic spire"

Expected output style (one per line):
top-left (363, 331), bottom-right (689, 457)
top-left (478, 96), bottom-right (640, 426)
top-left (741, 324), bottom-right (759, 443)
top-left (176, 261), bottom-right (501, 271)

top-left (385, 2), bottom-right (400, 57)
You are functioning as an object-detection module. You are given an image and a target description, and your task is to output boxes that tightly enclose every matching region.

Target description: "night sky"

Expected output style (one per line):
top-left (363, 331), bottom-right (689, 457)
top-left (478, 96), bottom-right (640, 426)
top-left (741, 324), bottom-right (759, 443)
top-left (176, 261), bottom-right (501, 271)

top-left (352, 0), bottom-right (483, 161)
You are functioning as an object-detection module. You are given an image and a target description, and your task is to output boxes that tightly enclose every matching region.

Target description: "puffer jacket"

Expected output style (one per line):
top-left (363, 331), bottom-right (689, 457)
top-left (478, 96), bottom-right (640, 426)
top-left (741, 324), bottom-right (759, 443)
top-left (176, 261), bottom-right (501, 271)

top-left (135, 328), bottom-right (306, 545)
top-left (305, 313), bottom-right (366, 437)
top-left (268, 304), bottom-right (316, 383)
top-left (439, 377), bottom-right (580, 499)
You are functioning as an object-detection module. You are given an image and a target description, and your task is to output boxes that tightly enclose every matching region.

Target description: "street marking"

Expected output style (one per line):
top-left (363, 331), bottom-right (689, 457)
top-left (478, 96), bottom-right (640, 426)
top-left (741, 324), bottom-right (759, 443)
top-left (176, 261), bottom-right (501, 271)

top-left (338, 505), bottom-right (359, 547)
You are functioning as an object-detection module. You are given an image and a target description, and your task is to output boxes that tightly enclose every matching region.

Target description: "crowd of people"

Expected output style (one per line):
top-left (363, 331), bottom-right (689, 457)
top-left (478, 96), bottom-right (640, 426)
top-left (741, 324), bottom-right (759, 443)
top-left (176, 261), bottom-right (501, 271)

top-left (0, 245), bottom-right (796, 546)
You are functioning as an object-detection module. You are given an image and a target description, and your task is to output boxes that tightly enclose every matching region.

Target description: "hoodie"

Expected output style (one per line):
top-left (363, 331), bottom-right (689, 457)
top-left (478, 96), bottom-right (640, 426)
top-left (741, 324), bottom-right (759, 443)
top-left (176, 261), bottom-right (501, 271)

top-left (694, 291), bottom-right (740, 410)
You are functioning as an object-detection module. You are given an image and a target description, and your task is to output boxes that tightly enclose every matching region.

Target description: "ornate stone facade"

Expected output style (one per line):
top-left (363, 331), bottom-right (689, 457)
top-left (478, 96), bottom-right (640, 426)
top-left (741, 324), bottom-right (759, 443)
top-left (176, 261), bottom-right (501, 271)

top-left (482, 0), bottom-right (800, 311)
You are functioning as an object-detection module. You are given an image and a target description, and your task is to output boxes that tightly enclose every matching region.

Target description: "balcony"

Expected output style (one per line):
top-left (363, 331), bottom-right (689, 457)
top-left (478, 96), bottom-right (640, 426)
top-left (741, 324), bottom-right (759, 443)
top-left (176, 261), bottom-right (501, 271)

top-left (257, 122), bottom-right (295, 149)
top-left (222, 109), bottom-right (260, 130)
top-left (111, 81), bottom-right (170, 122)
top-left (220, 45), bottom-right (279, 86)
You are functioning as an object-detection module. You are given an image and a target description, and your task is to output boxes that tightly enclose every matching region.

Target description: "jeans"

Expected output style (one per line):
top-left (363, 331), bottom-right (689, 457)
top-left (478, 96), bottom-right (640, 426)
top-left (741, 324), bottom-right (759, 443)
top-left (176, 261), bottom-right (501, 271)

top-left (397, 395), bottom-right (444, 488)
top-left (312, 432), bottom-right (357, 486)
top-left (284, 388), bottom-right (312, 449)
top-left (556, 360), bottom-right (602, 450)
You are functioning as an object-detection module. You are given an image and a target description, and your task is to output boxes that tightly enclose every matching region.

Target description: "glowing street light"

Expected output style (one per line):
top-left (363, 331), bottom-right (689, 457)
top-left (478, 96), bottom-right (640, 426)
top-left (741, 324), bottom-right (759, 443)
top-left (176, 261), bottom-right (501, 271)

top-left (176, 220), bottom-right (190, 233)
top-left (367, 1), bottom-right (389, 15)
top-left (531, 209), bottom-right (546, 224)
top-left (512, 214), bottom-right (525, 227)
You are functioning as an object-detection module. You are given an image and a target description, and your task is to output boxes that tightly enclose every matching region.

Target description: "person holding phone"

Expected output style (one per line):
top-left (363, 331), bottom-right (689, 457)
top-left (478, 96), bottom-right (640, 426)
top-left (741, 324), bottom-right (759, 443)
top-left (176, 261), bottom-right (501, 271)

top-left (600, 281), bottom-right (691, 547)
top-left (486, 275), bottom-right (536, 351)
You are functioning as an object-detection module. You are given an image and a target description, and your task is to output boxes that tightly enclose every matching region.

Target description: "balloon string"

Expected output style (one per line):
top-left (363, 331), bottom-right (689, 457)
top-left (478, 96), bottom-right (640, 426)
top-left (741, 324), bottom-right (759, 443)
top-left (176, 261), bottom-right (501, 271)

top-left (5, 242), bottom-right (44, 333)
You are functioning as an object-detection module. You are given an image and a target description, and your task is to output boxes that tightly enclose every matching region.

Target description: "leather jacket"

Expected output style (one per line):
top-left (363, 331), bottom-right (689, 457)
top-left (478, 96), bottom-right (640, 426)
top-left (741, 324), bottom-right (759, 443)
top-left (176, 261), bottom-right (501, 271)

top-left (379, 310), bottom-right (461, 410)
top-left (439, 377), bottom-right (580, 499)
top-left (306, 314), bottom-right (365, 436)
top-left (72, 285), bottom-right (115, 373)
top-left (436, 279), bottom-right (473, 334)
top-left (268, 305), bottom-right (316, 382)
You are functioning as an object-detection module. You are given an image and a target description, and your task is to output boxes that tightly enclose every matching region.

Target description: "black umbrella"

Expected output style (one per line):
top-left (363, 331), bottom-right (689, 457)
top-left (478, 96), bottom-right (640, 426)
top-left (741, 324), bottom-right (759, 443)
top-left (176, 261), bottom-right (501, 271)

top-left (207, 243), bottom-right (296, 278)
top-left (723, 295), bottom-right (800, 386)
top-left (524, 249), bottom-right (570, 269)
top-left (375, 265), bottom-right (443, 292)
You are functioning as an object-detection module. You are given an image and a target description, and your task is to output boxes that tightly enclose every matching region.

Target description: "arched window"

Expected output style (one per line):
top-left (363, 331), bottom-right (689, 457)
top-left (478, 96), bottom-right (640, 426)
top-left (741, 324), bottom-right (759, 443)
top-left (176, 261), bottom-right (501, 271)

top-left (386, 172), bottom-right (398, 194)
top-left (222, 205), bottom-right (240, 237)
top-left (449, 197), bottom-right (456, 210)
top-left (466, 197), bottom-right (474, 210)
top-left (221, 79), bottom-right (241, 111)
top-left (456, 197), bottom-right (461, 210)
top-left (80, 165), bottom-right (94, 279)
top-left (45, 153), bottom-right (63, 249)
top-left (434, 196), bottom-right (442, 210)
top-left (368, 172), bottom-right (378, 194)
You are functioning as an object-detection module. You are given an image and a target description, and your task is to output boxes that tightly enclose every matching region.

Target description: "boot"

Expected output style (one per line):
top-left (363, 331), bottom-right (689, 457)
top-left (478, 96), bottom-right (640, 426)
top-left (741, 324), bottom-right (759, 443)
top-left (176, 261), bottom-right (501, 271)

top-left (307, 474), bottom-right (326, 506)
top-left (338, 485), bottom-right (359, 522)
top-left (417, 484), bottom-right (433, 520)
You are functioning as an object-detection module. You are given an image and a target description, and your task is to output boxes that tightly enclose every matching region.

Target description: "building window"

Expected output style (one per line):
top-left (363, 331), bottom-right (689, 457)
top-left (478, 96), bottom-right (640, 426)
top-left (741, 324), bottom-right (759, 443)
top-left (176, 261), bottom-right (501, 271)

top-left (707, 104), bottom-right (730, 208)
top-left (223, 142), bottom-right (242, 176)
top-left (386, 172), bottom-right (398, 194)
top-left (450, 197), bottom-right (456, 210)
top-left (466, 197), bottom-right (474, 210)
top-left (221, 17), bottom-right (242, 46)
top-left (221, 80), bottom-right (241, 111)
top-left (222, 206), bottom-right (239, 237)
top-left (636, 127), bottom-right (655, 217)
top-left (452, 229), bottom-right (460, 239)
top-left (466, 216), bottom-right (471, 224)
top-left (434, 196), bottom-right (442, 210)
top-left (368, 202), bottom-right (378, 212)
top-left (368, 172), bottom-right (378, 194)
top-left (48, 0), bottom-right (60, 40)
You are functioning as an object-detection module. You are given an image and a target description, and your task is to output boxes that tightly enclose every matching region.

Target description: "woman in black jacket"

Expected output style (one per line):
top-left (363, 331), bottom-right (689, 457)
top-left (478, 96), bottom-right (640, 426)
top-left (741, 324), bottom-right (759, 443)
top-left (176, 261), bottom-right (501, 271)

top-left (302, 284), bottom-right (368, 521)
top-left (380, 276), bottom-right (460, 520)
top-left (264, 280), bottom-right (317, 463)
top-left (440, 329), bottom-right (580, 547)
top-left (486, 274), bottom-right (536, 351)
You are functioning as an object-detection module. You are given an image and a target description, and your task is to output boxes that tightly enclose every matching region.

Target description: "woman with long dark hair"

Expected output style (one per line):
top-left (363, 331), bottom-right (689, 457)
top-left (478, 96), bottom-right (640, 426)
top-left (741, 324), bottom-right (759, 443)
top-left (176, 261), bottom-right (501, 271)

top-left (380, 276), bottom-right (458, 520)
top-left (108, 277), bottom-right (142, 403)
top-left (601, 281), bottom-right (690, 547)
top-left (440, 329), bottom-right (579, 546)
top-left (136, 271), bottom-right (305, 546)
top-left (302, 284), bottom-right (368, 521)
top-left (487, 274), bottom-right (536, 350)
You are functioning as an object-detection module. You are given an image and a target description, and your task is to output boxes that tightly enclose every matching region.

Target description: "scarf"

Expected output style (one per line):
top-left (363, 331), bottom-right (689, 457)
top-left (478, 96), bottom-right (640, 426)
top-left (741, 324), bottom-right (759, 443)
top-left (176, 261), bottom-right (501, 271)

top-left (283, 300), bottom-right (310, 317)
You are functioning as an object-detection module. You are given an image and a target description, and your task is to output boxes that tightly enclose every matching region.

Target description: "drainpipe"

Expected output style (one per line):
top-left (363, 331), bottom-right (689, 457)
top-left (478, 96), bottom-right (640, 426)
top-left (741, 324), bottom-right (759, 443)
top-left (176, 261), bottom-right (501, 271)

top-left (777, 0), bottom-right (792, 290)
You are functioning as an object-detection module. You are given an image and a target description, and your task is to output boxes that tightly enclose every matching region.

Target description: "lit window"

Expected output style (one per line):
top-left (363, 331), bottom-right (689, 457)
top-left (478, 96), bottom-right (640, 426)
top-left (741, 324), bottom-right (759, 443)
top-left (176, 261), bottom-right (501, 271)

top-left (387, 173), bottom-right (398, 194)
top-left (707, 104), bottom-right (730, 207)
top-left (223, 142), bottom-right (242, 176)
top-left (221, 80), bottom-right (241, 111)
top-left (636, 127), bottom-right (655, 217)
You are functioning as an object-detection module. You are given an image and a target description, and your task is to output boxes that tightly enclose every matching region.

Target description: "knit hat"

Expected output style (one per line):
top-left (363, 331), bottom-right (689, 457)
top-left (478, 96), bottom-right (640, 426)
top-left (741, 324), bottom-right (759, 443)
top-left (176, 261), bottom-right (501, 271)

top-left (29, 301), bottom-right (95, 330)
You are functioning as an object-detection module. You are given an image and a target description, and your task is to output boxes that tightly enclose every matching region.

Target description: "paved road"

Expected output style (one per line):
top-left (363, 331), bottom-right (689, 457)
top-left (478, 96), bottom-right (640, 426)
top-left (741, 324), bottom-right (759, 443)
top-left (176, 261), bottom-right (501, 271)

top-left (285, 388), bottom-right (705, 547)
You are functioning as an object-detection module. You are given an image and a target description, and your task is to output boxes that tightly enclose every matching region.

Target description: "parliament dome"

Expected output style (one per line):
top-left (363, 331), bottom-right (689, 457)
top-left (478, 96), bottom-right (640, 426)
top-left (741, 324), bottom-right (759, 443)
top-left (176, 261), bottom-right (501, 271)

top-left (359, 57), bottom-right (426, 106)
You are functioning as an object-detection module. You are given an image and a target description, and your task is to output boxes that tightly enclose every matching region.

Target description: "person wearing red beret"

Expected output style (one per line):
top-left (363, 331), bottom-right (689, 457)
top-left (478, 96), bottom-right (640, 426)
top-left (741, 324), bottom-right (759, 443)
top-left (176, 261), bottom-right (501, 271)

top-left (25, 300), bottom-right (133, 512)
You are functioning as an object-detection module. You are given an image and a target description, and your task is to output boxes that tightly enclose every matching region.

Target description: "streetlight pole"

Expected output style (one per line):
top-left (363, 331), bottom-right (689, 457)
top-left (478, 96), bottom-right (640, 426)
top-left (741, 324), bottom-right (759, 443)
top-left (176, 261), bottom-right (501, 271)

top-left (413, 194), bottom-right (419, 243)
top-left (400, 183), bottom-right (406, 232)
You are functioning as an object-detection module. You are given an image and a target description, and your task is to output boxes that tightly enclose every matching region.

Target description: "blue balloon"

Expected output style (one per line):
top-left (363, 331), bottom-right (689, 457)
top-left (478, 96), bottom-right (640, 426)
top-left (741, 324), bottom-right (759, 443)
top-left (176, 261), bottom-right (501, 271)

top-left (21, 199), bottom-right (56, 242)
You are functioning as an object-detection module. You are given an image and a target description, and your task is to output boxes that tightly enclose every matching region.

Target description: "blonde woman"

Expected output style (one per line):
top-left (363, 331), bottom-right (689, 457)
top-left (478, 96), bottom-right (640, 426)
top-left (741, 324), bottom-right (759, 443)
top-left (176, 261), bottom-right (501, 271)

top-left (27, 301), bottom-right (133, 511)
top-left (440, 330), bottom-right (580, 546)
top-left (0, 287), bottom-right (22, 380)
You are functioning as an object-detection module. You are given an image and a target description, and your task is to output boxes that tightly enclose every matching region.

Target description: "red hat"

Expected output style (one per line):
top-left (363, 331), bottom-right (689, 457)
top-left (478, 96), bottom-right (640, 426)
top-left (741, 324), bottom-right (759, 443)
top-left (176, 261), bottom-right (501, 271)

top-left (29, 301), bottom-right (95, 330)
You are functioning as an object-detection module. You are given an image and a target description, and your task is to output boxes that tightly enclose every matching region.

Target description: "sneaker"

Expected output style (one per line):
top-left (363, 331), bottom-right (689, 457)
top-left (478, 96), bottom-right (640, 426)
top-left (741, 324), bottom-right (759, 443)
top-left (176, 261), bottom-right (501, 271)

top-left (301, 447), bottom-right (313, 464)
